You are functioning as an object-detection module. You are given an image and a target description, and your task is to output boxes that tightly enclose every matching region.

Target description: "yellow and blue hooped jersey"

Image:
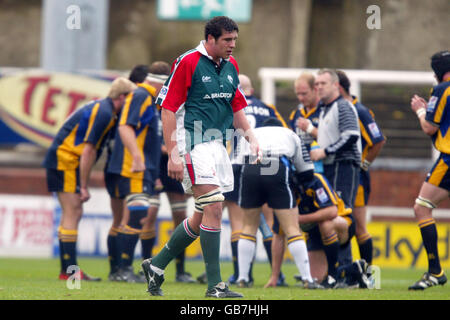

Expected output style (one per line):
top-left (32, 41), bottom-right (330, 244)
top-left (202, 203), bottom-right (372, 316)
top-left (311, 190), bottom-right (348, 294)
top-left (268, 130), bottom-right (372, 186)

top-left (297, 173), bottom-right (351, 217)
top-left (106, 83), bottom-right (161, 180)
top-left (289, 104), bottom-right (322, 148)
top-left (425, 78), bottom-right (450, 154)
top-left (352, 97), bottom-right (385, 162)
top-left (42, 98), bottom-right (117, 170)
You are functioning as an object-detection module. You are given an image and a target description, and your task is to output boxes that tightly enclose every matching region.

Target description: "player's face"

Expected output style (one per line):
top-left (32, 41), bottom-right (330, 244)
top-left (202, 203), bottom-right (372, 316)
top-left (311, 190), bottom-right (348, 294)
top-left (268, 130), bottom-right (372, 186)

top-left (210, 30), bottom-right (238, 60)
top-left (295, 80), bottom-right (317, 108)
top-left (315, 73), bottom-right (338, 102)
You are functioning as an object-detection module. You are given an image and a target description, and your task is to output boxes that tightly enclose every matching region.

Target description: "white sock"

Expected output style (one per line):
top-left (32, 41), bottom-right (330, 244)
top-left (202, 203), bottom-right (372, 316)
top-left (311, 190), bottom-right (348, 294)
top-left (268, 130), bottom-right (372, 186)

top-left (237, 238), bottom-right (256, 282)
top-left (288, 239), bottom-right (313, 282)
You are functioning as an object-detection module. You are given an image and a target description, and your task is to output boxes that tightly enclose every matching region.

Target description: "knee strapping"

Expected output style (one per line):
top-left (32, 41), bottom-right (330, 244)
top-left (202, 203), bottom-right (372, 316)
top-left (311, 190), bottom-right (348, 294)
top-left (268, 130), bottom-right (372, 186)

top-left (171, 201), bottom-right (187, 212)
top-left (126, 193), bottom-right (150, 209)
top-left (415, 196), bottom-right (437, 209)
top-left (148, 196), bottom-right (160, 208)
top-left (194, 188), bottom-right (224, 213)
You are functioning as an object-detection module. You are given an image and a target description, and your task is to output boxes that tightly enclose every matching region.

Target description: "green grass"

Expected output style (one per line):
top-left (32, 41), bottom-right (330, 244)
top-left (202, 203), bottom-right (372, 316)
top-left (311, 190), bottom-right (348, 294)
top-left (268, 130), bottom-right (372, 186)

top-left (0, 258), bottom-right (449, 300)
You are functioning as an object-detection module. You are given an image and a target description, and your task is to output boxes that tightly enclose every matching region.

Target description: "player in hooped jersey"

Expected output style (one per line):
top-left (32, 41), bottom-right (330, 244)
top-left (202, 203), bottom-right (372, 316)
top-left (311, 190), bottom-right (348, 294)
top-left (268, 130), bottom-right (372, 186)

top-left (141, 16), bottom-right (259, 298)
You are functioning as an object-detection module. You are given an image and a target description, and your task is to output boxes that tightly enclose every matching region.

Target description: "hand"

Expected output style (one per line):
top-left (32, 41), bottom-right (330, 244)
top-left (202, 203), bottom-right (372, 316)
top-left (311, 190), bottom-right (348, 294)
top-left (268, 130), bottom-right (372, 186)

top-left (131, 156), bottom-right (145, 172)
top-left (79, 187), bottom-right (90, 203)
top-left (310, 148), bottom-right (326, 161)
top-left (168, 156), bottom-right (184, 182)
top-left (154, 178), bottom-right (163, 192)
top-left (410, 94), bottom-right (427, 113)
top-left (250, 140), bottom-right (262, 164)
top-left (264, 276), bottom-right (278, 288)
top-left (296, 118), bottom-right (311, 132)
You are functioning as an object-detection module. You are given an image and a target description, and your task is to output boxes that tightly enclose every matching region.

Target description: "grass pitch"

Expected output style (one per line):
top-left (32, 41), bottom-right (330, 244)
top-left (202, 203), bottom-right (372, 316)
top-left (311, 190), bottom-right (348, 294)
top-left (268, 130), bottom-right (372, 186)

top-left (0, 258), bottom-right (448, 300)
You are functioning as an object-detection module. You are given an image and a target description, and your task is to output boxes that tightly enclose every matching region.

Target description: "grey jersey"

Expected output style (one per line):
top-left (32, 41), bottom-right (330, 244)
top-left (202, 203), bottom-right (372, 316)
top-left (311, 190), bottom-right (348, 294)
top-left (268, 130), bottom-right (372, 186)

top-left (317, 96), bottom-right (361, 165)
top-left (237, 126), bottom-right (314, 173)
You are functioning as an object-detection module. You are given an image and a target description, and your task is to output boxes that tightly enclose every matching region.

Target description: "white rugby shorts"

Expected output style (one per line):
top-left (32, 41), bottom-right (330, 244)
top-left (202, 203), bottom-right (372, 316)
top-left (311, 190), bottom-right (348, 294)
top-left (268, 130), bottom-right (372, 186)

top-left (181, 140), bottom-right (234, 194)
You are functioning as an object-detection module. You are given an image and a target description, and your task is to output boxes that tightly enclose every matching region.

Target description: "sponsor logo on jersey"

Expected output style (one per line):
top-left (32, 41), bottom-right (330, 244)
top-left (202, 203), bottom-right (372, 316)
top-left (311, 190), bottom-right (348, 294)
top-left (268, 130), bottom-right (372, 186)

top-left (202, 76), bottom-right (212, 83)
top-left (203, 92), bottom-right (233, 99)
top-left (368, 122), bottom-right (382, 138)
top-left (427, 96), bottom-right (438, 112)
top-left (316, 187), bottom-right (329, 204)
top-left (227, 75), bottom-right (233, 84)
top-left (244, 106), bottom-right (271, 116)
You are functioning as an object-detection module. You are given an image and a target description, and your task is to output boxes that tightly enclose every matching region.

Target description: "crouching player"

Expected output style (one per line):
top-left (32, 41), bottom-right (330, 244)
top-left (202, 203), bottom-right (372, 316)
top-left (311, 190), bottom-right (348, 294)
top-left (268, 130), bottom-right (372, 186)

top-left (267, 170), bottom-right (370, 289)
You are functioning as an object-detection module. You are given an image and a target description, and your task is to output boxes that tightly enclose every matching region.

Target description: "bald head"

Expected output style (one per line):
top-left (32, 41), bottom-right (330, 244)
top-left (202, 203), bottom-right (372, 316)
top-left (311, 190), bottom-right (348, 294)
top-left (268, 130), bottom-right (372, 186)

top-left (238, 74), bottom-right (253, 96)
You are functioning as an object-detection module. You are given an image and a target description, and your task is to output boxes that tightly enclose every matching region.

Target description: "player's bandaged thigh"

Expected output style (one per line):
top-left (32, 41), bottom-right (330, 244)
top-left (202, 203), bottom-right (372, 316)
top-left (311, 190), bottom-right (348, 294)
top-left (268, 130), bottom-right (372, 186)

top-left (148, 195), bottom-right (160, 208)
top-left (415, 196), bottom-right (437, 209)
top-left (171, 200), bottom-right (187, 212)
top-left (126, 193), bottom-right (150, 229)
top-left (194, 188), bottom-right (225, 213)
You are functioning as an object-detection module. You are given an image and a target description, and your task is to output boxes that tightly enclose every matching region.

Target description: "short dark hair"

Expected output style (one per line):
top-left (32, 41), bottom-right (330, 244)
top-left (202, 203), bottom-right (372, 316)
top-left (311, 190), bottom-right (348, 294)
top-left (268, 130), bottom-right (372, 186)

top-left (149, 61), bottom-right (171, 76)
top-left (261, 118), bottom-right (284, 127)
top-left (431, 50), bottom-right (450, 82)
top-left (129, 64), bottom-right (150, 84)
top-left (204, 16), bottom-right (239, 40)
top-left (336, 70), bottom-right (351, 94)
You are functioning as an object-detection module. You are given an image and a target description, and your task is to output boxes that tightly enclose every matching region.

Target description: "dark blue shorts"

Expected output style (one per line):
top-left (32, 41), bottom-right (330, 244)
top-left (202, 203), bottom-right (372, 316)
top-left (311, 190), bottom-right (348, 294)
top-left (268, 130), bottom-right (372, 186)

top-left (223, 164), bottom-right (242, 203)
top-left (105, 172), bottom-right (154, 199)
top-left (426, 153), bottom-right (450, 190)
top-left (239, 160), bottom-right (296, 210)
top-left (46, 168), bottom-right (80, 193)
top-left (324, 161), bottom-right (360, 209)
top-left (354, 169), bottom-right (371, 207)
top-left (159, 153), bottom-right (185, 194)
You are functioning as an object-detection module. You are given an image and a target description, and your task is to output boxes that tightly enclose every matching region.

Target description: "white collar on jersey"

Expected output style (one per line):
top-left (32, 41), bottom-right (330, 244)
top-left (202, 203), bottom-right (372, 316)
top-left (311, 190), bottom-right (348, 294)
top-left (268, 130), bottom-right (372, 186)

top-left (196, 40), bottom-right (230, 63)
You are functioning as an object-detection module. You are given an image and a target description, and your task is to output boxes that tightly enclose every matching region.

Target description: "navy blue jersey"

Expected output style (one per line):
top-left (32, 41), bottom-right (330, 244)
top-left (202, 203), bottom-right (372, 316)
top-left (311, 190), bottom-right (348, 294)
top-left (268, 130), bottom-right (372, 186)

top-left (243, 95), bottom-right (287, 129)
top-left (297, 173), bottom-right (351, 217)
top-left (43, 98), bottom-right (117, 170)
top-left (352, 97), bottom-right (385, 161)
top-left (288, 104), bottom-right (321, 147)
top-left (425, 79), bottom-right (450, 154)
top-left (107, 83), bottom-right (161, 180)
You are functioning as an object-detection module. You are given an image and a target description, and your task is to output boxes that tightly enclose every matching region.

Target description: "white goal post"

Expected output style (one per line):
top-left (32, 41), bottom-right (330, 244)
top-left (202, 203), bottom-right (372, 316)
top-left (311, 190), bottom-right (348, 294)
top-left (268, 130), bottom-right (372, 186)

top-left (258, 68), bottom-right (436, 106)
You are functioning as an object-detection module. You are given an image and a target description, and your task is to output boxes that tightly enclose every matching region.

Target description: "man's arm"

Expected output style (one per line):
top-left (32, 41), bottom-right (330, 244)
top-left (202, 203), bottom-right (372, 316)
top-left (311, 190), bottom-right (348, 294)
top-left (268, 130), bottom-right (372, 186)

top-left (118, 124), bottom-right (145, 172)
top-left (233, 109), bottom-right (260, 158)
top-left (79, 142), bottom-right (97, 202)
top-left (264, 232), bottom-right (285, 288)
top-left (296, 117), bottom-right (318, 138)
top-left (411, 94), bottom-right (439, 136)
top-left (161, 108), bottom-right (183, 181)
top-left (298, 206), bottom-right (338, 225)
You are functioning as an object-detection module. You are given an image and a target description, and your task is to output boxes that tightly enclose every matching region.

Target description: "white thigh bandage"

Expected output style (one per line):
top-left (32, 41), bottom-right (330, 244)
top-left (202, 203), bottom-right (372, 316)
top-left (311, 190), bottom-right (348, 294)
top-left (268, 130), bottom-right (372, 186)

top-left (126, 193), bottom-right (150, 208)
top-left (171, 201), bottom-right (187, 212)
top-left (148, 196), bottom-right (161, 208)
top-left (194, 188), bottom-right (224, 213)
top-left (415, 196), bottom-right (437, 209)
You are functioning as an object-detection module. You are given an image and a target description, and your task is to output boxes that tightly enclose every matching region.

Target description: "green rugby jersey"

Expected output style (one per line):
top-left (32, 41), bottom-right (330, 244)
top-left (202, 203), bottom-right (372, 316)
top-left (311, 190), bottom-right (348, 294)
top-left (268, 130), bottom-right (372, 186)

top-left (156, 41), bottom-right (247, 154)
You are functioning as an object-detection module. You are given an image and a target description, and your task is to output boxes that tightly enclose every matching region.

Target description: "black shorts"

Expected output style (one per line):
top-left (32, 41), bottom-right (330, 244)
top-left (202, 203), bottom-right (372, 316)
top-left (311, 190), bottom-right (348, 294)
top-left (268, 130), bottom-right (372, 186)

top-left (159, 153), bottom-right (185, 194)
top-left (239, 160), bottom-right (296, 210)
top-left (105, 172), bottom-right (155, 199)
top-left (323, 161), bottom-right (360, 209)
top-left (223, 164), bottom-right (242, 203)
top-left (46, 168), bottom-right (80, 193)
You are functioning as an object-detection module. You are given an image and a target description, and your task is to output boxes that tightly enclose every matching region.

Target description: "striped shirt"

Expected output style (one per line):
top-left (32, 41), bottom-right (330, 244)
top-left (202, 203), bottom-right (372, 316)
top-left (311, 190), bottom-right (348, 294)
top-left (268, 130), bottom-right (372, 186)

top-left (317, 96), bottom-right (361, 165)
